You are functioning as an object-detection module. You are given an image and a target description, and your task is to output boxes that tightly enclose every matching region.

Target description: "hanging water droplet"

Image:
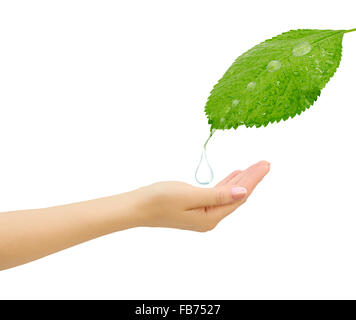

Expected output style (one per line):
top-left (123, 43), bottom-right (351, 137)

top-left (195, 131), bottom-right (214, 185)
top-left (267, 60), bottom-right (282, 72)
top-left (292, 41), bottom-right (312, 57)
top-left (195, 148), bottom-right (214, 185)
top-left (247, 81), bottom-right (256, 91)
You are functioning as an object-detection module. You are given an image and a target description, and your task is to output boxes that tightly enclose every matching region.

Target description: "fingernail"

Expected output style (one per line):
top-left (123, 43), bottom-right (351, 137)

top-left (231, 187), bottom-right (247, 200)
top-left (259, 160), bottom-right (270, 167)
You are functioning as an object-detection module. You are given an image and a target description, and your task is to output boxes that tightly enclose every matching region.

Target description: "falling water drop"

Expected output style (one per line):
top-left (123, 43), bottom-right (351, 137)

top-left (195, 131), bottom-right (214, 185)
top-left (195, 149), bottom-right (214, 185)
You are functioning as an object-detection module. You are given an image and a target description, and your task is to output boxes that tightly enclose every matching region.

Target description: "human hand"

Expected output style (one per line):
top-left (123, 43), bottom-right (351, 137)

top-left (134, 160), bottom-right (270, 232)
top-left (0, 160), bottom-right (269, 270)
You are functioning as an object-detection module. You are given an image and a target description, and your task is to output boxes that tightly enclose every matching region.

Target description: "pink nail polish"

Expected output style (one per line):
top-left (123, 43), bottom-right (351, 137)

top-left (231, 187), bottom-right (247, 200)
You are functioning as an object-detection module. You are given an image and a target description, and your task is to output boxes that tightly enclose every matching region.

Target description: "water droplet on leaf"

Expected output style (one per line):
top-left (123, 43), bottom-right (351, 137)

top-left (247, 81), bottom-right (256, 91)
top-left (292, 41), bottom-right (312, 57)
top-left (267, 60), bottom-right (282, 72)
top-left (232, 99), bottom-right (240, 107)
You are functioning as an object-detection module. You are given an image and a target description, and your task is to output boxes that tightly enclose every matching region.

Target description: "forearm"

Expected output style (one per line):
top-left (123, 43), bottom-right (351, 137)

top-left (0, 191), bottom-right (140, 271)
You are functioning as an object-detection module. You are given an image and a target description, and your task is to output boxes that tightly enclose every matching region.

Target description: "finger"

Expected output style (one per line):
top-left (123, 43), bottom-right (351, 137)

top-left (231, 160), bottom-right (270, 195)
top-left (212, 161), bottom-right (270, 220)
top-left (215, 170), bottom-right (242, 187)
top-left (185, 184), bottom-right (248, 209)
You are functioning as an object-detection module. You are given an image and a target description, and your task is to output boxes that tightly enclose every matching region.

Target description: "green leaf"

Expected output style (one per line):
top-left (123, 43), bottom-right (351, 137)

top-left (205, 29), bottom-right (354, 130)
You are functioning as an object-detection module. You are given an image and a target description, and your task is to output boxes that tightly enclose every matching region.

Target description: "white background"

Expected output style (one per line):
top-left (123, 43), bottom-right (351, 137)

top-left (0, 0), bottom-right (355, 299)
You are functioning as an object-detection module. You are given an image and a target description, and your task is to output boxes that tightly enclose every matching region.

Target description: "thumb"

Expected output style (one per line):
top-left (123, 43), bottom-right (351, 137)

top-left (187, 185), bottom-right (247, 208)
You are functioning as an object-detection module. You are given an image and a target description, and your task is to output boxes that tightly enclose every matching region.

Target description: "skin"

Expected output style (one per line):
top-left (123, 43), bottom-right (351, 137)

top-left (0, 160), bottom-right (270, 271)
